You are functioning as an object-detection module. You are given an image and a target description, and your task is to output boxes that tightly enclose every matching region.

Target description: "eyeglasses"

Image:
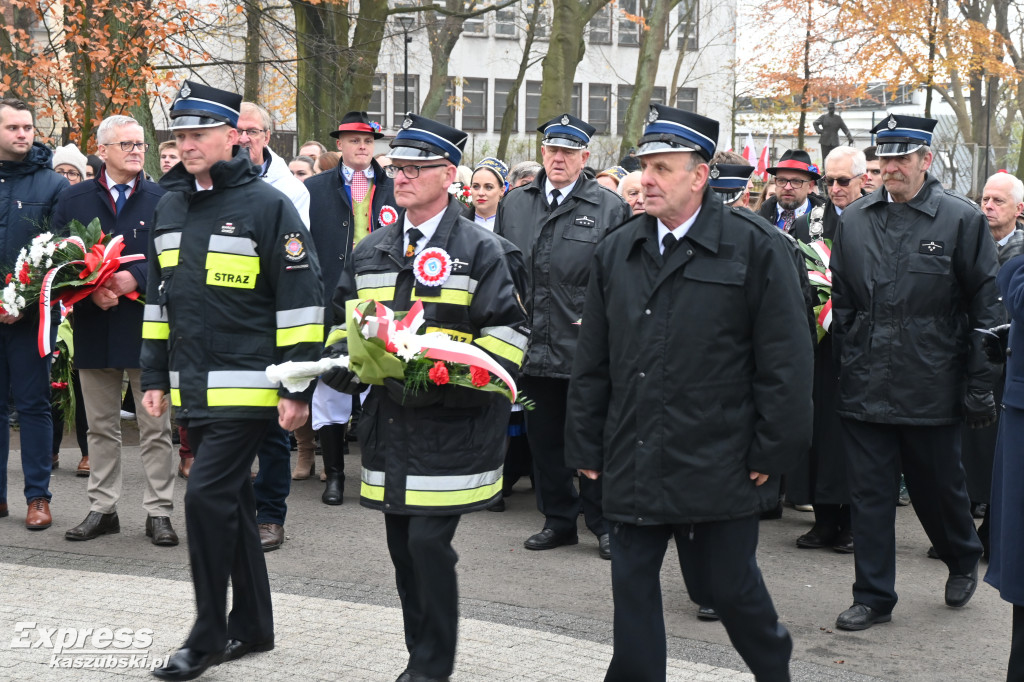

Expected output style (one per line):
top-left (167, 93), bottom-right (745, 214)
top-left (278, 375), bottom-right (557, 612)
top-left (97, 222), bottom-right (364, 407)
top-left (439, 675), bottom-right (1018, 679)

top-left (56, 169), bottom-right (81, 179)
top-left (824, 176), bottom-right (854, 187)
top-left (104, 142), bottom-right (150, 152)
top-left (775, 177), bottom-right (810, 188)
top-left (238, 128), bottom-right (265, 138)
top-left (384, 163), bottom-right (447, 179)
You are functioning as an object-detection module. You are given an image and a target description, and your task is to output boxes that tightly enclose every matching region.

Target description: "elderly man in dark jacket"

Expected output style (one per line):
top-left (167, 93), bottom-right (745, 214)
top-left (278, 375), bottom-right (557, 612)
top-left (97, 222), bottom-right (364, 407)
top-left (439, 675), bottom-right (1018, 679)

top-left (565, 104), bottom-right (813, 682)
top-left (0, 98), bottom-right (69, 530)
top-left (496, 113), bottom-right (631, 558)
top-left (51, 115), bottom-right (177, 546)
top-left (830, 114), bottom-right (1002, 631)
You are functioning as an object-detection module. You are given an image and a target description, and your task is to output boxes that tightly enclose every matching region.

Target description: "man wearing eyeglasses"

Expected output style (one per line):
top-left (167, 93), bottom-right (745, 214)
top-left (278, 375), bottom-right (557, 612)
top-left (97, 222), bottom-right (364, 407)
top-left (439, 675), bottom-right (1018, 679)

top-left (321, 113), bottom-right (528, 682)
top-left (757, 149), bottom-right (825, 234)
top-left (51, 115), bottom-right (178, 546)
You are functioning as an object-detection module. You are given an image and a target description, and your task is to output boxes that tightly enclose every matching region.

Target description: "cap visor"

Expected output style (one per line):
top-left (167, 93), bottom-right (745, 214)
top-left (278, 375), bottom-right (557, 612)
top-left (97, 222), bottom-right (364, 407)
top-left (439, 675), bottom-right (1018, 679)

top-left (169, 116), bottom-right (230, 130)
top-left (875, 142), bottom-right (924, 156)
top-left (388, 145), bottom-right (445, 161)
top-left (542, 137), bottom-right (587, 150)
top-left (635, 141), bottom-right (698, 157)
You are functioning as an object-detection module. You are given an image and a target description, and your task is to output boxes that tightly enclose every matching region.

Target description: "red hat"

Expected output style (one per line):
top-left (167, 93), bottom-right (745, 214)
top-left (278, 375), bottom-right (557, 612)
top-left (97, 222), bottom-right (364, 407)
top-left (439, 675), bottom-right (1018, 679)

top-left (766, 149), bottom-right (821, 180)
top-left (329, 111), bottom-right (384, 140)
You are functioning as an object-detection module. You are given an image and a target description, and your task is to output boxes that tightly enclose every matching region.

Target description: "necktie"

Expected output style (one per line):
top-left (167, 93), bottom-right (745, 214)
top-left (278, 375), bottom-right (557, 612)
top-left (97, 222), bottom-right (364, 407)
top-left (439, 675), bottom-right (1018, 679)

top-left (351, 171), bottom-right (369, 204)
top-left (662, 233), bottom-right (680, 261)
top-left (549, 188), bottom-right (561, 211)
top-left (113, 184), bottom-right (131, 215)
top-left (406, 228), bottom-right (424, 259)
top-left (780, 209), bottom-right (795, 233)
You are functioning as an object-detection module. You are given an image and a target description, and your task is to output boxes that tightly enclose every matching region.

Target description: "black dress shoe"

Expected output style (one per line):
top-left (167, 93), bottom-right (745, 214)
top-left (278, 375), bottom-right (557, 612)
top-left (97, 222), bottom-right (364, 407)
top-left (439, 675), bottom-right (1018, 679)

top-left (760, 501), bottom-right (783, 520)
top-left (65, 511), bottom-right (120, 541)
top-left (487, 498), bottom-right (506, 512)
top-left (598, 533), bottom-right (611, 560)
top-left (832, 529), bottom-right (854, 554)
top-left (146, 516), bottom-right (179, 546)
top-left (395, 670), bottom-right (450, 682)
top-left (835, 603), bottom-right (892, 631)
top-left (322, 473), bottom-right (343, 505)
top-left (697, 606), bottom-right (720, 621)
top-left (945, 565), bottom-right (979, 607)
top-left (795, 527), bottom-right (836, 549)
top-left (927, 545), bottom-right (940, 559)
top-left (152, 647), bottom-right (221, 680)
top-left (524, 528), bottom-right (578, 551)
top-left (222, 638), bottom-right (274, 663)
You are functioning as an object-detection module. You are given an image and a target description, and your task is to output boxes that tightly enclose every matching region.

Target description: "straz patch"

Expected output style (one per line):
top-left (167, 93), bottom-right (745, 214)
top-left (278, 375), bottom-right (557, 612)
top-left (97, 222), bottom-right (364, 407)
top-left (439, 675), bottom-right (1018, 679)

top-left (919, 240), bottom-right (944, 255)
top-left (425, 326), bottom-right (474, 343)
top-left (219, 222), bottom-right (237, 235)
top-left (207, 270), bottom-right (256, 288)
top-left (283, 232), bottom-right (306, 262)
top-left (574, 215), bottom-right (596, 228)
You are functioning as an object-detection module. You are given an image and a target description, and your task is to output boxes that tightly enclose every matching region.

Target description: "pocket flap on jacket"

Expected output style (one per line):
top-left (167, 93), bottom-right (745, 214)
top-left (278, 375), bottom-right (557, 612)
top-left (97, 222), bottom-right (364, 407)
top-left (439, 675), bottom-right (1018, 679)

top-left (682, 258), bottom-right (746, 285)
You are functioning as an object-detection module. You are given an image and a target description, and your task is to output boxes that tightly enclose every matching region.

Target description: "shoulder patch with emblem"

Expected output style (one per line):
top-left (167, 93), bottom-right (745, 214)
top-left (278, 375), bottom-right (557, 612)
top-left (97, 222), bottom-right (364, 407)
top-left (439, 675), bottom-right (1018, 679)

top-left (283, 232), bottom-right (306, 262)
top-left (219, 222), bottom-right (237, 235)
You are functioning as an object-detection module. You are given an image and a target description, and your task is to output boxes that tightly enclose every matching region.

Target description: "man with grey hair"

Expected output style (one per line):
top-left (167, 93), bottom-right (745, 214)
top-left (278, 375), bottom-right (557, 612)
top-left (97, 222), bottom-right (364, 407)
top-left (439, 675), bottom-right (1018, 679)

top-left (237, 102), bottom-right (309, 225)
top-left (982, 172), bottom-right (1024, 263)
top-left (507, 160), bottom-right (541, 189)
top-left (51, 114), bottom-right (177, 545)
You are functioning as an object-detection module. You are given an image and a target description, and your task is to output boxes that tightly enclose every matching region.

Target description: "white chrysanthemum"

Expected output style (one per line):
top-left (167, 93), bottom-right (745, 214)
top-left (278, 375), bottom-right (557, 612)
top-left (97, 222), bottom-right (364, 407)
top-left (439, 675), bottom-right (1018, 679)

top-left (43, 241), bottom-right (57, 257)
top-left (29, 241), bottom-right (46, 265)
top-left (45, 258), bottom-right (52, 267)
top-left (15, 295), bottom-right (25, 308)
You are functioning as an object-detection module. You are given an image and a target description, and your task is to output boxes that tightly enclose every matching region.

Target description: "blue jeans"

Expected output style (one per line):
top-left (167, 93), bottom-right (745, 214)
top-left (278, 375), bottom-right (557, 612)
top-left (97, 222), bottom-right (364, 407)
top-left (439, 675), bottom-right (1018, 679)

top-left (254, 423), bottom-right (290, 525)
top-left (0, 321), bottom-right (53, 504)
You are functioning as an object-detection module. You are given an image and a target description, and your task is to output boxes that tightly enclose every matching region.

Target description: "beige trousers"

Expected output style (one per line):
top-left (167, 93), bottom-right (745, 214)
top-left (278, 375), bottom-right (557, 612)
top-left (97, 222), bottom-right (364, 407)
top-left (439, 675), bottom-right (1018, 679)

top-left (79, 368), bottom-right (174, 516)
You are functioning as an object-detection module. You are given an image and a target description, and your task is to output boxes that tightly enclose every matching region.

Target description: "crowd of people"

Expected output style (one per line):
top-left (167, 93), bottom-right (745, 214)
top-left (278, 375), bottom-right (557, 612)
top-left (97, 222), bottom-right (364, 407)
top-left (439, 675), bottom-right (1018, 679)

top-left (1, 85), bottom-right (1023, 682)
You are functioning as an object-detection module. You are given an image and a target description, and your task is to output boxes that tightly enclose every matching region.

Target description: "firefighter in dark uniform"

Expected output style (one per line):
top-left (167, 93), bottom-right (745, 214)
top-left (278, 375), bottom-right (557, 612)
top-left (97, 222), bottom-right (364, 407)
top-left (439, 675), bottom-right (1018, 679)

top-left (565, 104), bottom-right (812, 682)
top-left (495, 113), bottom-right (631, 559)
top-left (142, 81), bottom-right (323, 680)
top-left (830, 114), bottom-right (1001, 631)
top-left (321, 114), bottom-right (528, 682)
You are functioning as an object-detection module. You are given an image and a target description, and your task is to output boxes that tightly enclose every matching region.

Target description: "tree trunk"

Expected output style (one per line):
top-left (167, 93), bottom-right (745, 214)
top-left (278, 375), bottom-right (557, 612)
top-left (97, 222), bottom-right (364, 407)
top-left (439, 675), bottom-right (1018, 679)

top-left (291, 0), bottom-right (345, 143)
top-left (797, 0), bottom-right (812, 151)
top-left (337, 0), bottom-right (390, 115)
top-left (619, 0), bottom-right (678, 159)
top-left (130, 91), bottom-right (161, 179)
top-left (244, 0), bottom-right (263, 103)
top-left (497, 1), bottom-right (542, 159)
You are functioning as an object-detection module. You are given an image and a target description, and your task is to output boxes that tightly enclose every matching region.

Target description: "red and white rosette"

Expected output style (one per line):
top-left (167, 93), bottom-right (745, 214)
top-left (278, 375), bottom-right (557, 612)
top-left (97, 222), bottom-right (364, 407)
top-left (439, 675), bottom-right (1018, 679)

top-left (413, 247), bottom-right (452, 287)
top-left (378, 205), bottom-right (398, 227)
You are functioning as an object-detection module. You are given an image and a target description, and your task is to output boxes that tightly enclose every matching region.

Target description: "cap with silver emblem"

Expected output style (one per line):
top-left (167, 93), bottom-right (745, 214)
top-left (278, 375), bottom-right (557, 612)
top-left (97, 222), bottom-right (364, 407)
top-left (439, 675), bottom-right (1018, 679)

top-left (635, 104), bottom-right (718, 161)
top-left (388, 113), bottom-right (467, 166)
top-left (537, 113), bottom-right (595, 150)
top-left (870, 113), bottom-right (936, 156)
top-left (169, 80), bottom-right (241, 130)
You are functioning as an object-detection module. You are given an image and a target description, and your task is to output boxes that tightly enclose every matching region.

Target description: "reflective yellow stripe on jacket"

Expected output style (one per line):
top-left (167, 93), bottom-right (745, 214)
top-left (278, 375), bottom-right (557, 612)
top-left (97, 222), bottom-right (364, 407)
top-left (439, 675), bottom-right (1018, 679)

top-left (276, 306), bottom-right (324, 346)
top-left (475, 325), bottom-right (528, 367)
top-left (154, 232), bottom-right (180, 269)
top-left (360, 466), bottom-right (503, 507)
top-left (206, 235), bottom-right (260, 289)
top-left (206, 370), bottom-right (279, 407)
top-left (141, 304), bottom-right (169, 340)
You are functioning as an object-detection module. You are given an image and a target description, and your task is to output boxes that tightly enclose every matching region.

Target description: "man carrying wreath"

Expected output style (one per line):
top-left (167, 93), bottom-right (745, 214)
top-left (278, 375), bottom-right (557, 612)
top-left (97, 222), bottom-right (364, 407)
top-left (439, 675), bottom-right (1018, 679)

top-left (320, 113), bottom-right (528, 682)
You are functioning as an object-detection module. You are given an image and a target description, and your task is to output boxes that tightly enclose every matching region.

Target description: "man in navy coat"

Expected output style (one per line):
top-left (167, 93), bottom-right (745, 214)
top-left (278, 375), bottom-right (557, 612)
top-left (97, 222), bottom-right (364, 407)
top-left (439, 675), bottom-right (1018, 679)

top-left (51, 115), bottom-right (177, 546)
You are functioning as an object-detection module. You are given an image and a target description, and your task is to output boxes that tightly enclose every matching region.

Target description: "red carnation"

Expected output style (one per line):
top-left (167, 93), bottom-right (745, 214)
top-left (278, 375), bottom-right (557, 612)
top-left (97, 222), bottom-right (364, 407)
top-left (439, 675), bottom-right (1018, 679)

top-left (470, 366), bottom-right (490, 387)
top-left (18, 262), bottom-right (31, 285)
top-left (428, 361), bottom-right (449, 386)
top-left (4, 273), bottom-right (11, 284)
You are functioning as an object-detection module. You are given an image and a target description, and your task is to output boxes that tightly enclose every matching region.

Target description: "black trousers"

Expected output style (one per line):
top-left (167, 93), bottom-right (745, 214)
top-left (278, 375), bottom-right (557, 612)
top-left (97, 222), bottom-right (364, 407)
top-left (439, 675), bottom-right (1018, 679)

top-left (841, 418), bottom-right (983, 613)
top-left (1010, 605), bottom-right (1024, 682)
top-left (385, 514), bottom-right (461, 678)
top-left (183, 419), bottom-right (274, 654)
top-left (605, 517), bottom-right (791, 682)
top-left (523, 376), bottom-right (606, 537)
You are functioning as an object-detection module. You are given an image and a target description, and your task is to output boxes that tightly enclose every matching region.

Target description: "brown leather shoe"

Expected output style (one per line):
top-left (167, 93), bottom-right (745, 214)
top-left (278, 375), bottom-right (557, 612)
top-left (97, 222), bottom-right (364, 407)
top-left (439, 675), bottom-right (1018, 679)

top-left (52, 453), bottom-right (59, 469)
top-left (65, 511), bottom-right (120, 540)
top-left (0, 500), bottom-right (8, 518)
top-left (259, 523), bottom-right (284, 551)
top-left (76, 456), bottom-right (90, 477)
top-left (26, 498), bottom-right (52, 530)
top-left (178, 457), bottom-right (192, 479)
top-left (145, 516), bottom-right (179, 546)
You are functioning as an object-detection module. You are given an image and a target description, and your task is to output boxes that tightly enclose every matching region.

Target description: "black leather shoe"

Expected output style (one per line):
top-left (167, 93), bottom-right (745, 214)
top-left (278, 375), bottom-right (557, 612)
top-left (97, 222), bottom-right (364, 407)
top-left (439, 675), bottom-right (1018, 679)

top-left (697, 606), bottom-right (720, 621)
top-left (322, 473), bottom-right (343, 505)
top-left (524, 528), bottom-right (578, 551)
top-left (832, 529), bottom-right (854, 554)
top-left (222, 638), bottom-right (274, 663)
top-left (927, 546), bottom-right (940, 559)
top-left (65, 511), bottom-right (120, 541)
top-left (760, 501), bottom-right (783, 520)
top-left (152, 647), bottom-right (221, 680)
top-left (796, 527), bottom-right (836, 549)
top-left (945, 565), bottom-right (979, 607)
top-left (598, 533), bottom-right (611, 560)
top-left (395, 670), bottom-right (450, 682)
top-left (146, 516), bottom-right (179, 547)
top-left (835, 603), bottom-right (892, 631)
top-left (487, 497), bottom-right (506, 512)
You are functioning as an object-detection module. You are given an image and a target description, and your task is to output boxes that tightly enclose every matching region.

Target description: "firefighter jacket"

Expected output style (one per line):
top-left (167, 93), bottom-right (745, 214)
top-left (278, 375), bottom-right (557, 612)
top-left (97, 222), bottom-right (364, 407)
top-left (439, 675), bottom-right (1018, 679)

top-left (332, 197), bottom-right (529, 515)
top-left (140, 148), bottom-right (324, 420)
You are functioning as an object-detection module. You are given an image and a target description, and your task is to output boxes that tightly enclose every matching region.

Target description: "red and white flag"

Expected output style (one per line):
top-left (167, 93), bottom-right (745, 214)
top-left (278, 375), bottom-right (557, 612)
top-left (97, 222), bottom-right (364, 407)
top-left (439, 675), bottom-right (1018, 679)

top-left (742, 132), bottom-right (757, 166)
top-left (756, 134), bottom-right (771, 180)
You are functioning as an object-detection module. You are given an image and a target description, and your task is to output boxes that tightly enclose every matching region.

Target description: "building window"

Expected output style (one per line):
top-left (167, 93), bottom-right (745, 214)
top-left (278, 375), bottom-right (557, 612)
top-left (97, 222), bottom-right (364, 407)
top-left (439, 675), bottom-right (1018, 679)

top-left (571, 83), bottom-right (582, 119)
top-left (494, 79), bottom-right (518, 133)
top-left (528, 1), bottom-right (549, 39)
top-left (495, 6), bottom-right (517, 38)
top-left (393, 74), bottom-right (419, 121)
top-left (435, 79), bottom-right (456, 127)
top-left (525, 81), bottom-right (542, 131)
top-left (589, 84), bottom-right (611, 134)
top-left (675, 87), bottom-right (698, 112)
top-left (368, 74), bottom-right (387, 123)
top-left (617, 85), bottom-right (665, 131)
top-left (677, 0), bottom-right (699, 51)
top-left (651, 86), bottom-right (666, 105)
top-left (464, 1), bottom-right (486, 35)
top-left (588, 5), bottom-right (612, 44)
top-left (618, 0), bottom-right (640, 46)
top-left (463, 78), bottom-right (487, 131)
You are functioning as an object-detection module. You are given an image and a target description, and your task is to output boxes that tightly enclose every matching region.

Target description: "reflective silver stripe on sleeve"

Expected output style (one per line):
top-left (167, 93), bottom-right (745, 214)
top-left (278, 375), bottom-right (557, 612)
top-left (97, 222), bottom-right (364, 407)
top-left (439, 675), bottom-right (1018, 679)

top-left (168, 371), bottom-right (179, 389)
top-left (208, 235), bottom-right (258, 256)
top-left (355, 272), bottom-right (399, 289)
top-left (143, 304), bottom-right (168, 322)
top-left (362, 468), bottom-right (386, 486)
top-left (443, 274), bottom-right (478, 293)
top-left (405, 466), bottom-right (503, 492)
top-left (207, 370), bottom-right (278, 389)
top-left (276, 306), bottom-right (324, 328)
top-left (153, 233), bottom-right (181, 252)
top-left (480, 325), bottom-right (528, 351)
